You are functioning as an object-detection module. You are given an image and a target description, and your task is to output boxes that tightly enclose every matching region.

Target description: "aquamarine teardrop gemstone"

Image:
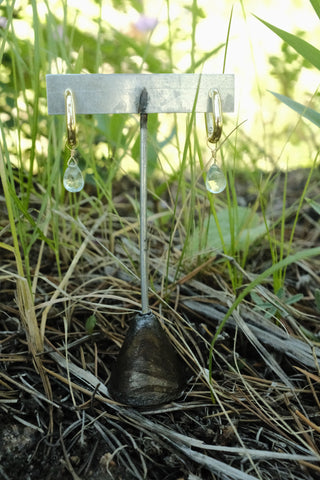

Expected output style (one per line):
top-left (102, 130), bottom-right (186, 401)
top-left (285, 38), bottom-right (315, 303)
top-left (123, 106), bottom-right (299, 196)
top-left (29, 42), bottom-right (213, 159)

top-left (63, 161), bottom-right (84, 192)
top-left (206, 163), bottom-right (226, 194)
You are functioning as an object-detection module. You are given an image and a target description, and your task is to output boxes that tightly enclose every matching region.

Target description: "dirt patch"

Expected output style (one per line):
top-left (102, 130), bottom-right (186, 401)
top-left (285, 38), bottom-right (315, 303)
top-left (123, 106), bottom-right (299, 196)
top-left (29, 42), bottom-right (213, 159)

top-left (1, 169), bottom-right (320, 479)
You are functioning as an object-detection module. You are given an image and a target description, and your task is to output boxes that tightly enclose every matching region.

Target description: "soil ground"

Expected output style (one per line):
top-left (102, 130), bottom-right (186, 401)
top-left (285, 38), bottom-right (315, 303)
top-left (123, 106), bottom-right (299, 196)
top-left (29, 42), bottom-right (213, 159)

top-left (1, 169), bottom-right (320, 480)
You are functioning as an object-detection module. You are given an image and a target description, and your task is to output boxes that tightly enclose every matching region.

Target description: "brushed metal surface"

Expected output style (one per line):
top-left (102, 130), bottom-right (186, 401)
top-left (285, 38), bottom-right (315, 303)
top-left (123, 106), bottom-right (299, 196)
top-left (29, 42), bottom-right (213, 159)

top-left (46, 73), bottom-right (234, 114)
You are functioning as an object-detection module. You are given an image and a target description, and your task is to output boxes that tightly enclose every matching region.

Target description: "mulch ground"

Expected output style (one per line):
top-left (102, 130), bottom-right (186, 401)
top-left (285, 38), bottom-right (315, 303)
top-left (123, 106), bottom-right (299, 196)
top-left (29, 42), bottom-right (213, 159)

top-left (1, 169), bottom-right (320, 480)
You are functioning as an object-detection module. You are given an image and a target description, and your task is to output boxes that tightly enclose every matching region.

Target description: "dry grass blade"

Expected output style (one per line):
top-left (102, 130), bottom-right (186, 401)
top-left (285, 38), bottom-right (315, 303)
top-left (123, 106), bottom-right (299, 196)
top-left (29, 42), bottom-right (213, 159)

top-left (0, 371), bottom-right (60, 409)
top-left (1, 168), bottom-right (320, 479)
top-left (40, 211), bottom-right (111, 339)
top-left (121, 410), bottom-right (320, 462)
top-left (183, 297), bottom-right (320, 371)
top-left (46, 348), bottom-right (110, 399)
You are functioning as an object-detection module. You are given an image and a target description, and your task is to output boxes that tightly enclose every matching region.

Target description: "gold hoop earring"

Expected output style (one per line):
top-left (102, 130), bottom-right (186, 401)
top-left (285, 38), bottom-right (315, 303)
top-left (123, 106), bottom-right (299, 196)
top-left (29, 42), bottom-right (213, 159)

top-left (63, 89), bottom-right (84, 193)
top-left (205, 88), bottom-right (226, 194)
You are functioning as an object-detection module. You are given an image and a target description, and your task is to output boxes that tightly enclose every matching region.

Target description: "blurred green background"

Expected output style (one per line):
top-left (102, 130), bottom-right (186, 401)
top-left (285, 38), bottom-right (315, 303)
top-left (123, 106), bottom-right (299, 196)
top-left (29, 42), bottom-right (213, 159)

top-left (1, 0), bottom-right (319, 181)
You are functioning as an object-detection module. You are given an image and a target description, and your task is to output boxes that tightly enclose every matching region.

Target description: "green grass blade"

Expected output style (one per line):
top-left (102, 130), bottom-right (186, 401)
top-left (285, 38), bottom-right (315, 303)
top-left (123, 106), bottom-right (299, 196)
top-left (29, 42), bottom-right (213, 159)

top-left (222, 5), bottom-right (234, 74)
top-left (209, 245), bottom-right (320, 379)
top-left (310, 0), bottom-right (320, 20)
top-left (0, 242), bottom-right (15, 254)
top-left (0, 0), bottom-right (14, 64)
top-left (306, 197), bottom-right (320, 215)
top-left (27, 0), bottom-right (41, 201)
top-left (186, 44), bottom-right (225, 73)
top-left (254, 15), bottom-right (320, 70)
top-left (269, 90), bottom-right (320, 127)
top-left (0, 145), bottom-right (25, 279)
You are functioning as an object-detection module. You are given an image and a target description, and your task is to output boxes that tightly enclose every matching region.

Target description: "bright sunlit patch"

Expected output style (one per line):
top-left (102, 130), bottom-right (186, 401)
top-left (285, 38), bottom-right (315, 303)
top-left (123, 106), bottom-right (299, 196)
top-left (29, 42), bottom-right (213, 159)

top-left (12, 19), bottom-right (33, 40)
top-left (49, 57), bottom-right (68, 75)
top-left (4, 0), bottom-right (320, 174)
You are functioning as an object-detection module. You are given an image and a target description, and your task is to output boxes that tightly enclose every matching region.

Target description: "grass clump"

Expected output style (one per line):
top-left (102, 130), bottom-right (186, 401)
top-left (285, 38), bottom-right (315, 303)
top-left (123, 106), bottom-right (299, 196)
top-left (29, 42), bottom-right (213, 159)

top-left (0, 1), bottom-right (320, 479)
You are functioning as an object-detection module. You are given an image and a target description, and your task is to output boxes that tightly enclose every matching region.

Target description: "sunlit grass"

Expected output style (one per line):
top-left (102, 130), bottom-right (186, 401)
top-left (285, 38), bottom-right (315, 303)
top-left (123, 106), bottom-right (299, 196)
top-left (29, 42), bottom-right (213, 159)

top-left (1, 5), bottom-right (320, 478)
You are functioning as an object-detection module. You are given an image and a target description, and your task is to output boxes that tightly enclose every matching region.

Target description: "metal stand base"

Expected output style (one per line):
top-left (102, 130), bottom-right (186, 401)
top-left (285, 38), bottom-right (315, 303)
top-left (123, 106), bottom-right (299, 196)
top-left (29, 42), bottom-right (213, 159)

top-left (109, 312), bottom-right (186, 406)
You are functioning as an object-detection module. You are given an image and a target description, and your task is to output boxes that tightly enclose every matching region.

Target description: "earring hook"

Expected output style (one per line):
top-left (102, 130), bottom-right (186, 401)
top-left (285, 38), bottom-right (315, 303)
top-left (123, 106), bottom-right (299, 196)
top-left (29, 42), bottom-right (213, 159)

top-left (65, 88), bottom-right (77, 148)
top-left (205, 88), bottom-right (223, 144)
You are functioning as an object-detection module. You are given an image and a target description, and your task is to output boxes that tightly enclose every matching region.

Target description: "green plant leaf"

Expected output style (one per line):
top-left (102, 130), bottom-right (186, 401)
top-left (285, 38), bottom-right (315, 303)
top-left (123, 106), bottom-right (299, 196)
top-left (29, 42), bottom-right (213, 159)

top-left (85, 314), bottom-right (97, 334)
top-left (254, 15), bottom-right (320, 71)
top-left (315, 289), bottom-right (320, 311)
top-left (189, 206), bottom-right (267, 255)
top-left (310, 0), bottom-right (320, 20)
top-left (285, 293), bottom-right (304, 305)
top-left (306, 197), bottom-right (320, 215)
top-left (269, 91), bottom-right (320, 127)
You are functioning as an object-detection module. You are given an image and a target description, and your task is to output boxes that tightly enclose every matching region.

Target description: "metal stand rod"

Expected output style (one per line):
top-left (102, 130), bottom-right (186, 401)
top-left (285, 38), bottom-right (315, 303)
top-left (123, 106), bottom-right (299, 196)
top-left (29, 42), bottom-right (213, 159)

top-left (139, 88), bottom-right (149, 315)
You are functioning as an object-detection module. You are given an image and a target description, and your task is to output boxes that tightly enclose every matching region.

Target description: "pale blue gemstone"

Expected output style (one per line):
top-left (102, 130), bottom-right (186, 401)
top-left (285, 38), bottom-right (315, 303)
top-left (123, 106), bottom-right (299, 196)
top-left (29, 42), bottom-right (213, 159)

top-left (206, 163), bottom-right (226, 194)
top-left (63, 162), bottom-right (84, 192)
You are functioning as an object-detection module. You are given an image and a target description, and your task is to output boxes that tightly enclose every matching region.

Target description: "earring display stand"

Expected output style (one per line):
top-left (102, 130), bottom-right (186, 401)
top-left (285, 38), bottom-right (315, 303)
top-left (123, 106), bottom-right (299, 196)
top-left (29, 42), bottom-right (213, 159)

top-left (46, 73), bottom-right (235, 406)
